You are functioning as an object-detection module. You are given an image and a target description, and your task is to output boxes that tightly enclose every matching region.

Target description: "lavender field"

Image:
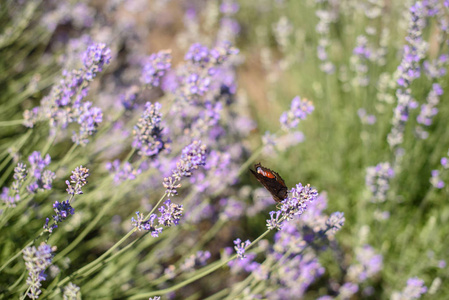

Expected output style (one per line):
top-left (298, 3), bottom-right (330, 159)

top-left (0, 0), bottom-right (448, 299)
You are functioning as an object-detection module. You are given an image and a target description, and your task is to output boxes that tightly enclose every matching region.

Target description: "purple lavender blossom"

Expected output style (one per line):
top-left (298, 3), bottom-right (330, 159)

top-left (234, 238), bottom-right (251, 259)
top-left (26, 152), bottom-right (56, 194)
top-left (365, 162), bottom-right (395, 202)
top-left (82, 43), bottom-right (112, 81)
top-left (348, 245), bottom-right (383, 283)
top-left (266, 210), bottom-right (283, 230)
top-left (220, 0), bottom-right (239, 15)
top-left (23, 243), bottom-right (55, 299)
top-left (416, 83), bottom-right (443, 138)
top-left (338, 282), bottom-right (359, 299)
top-left (141, 50), bottom-right (172, 87)
top-left (219, 198), bottom-right (245, 220)
top-left (430, 169), bottom-right (444, 188)
top-left (163, 140), bottom-right (207, 196)
top-left (0, 163), bottom-right (28, 207)
top-left (358, 108), bottom-right (376, 125)
top-left (158, 199), bottom-right (183, 227)
top-left (423, 55), bottom-right (448, 78)
top-left (279, 183), bottom-right (319, 221)
top-left (325, 211), bottom-right (345, 235)
top-left (132, 102), bottom-right (171, 158)
top-left (72, 101), bottom-right (103, 146)
top-left (391, 277), bottom-right (427, 300)
top-left (388, 2), bottom-right (428, 149)
top-left (44, 200), bottom-right (75, 233)
top-left (131, 212), bottom-right (163, 237)
top-left (280, 96), bottom-right (314, 131)
top-left (66, 166), bottom-right (89, 195)
top-left (23, 42), bottom-right (110, 146)
top-left (180, 250), bottom-right (211, 272)
top-left (28, 152), bottom-right (51, 179)
top-left (106, 160), bottom-right (142, 183)
top-left (351, 35), bottom-right (371, 86)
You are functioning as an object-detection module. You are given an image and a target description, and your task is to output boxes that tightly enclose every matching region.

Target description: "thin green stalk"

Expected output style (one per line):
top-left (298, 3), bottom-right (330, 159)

top-left (203, 288), bottom-right (230, 300)
top-left (128, 256), bottom-right (237, 299)
top-left (47, 229), bottom-right (137, 298)
top-left (53, 193), bottom-right (120, 262)
top-left (0, 120), bottom-right (24, 126)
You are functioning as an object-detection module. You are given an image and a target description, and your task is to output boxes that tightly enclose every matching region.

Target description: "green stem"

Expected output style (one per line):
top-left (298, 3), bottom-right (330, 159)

top-left (128, 256), bottom-right (237, 299)
top-left (0, 120), bottom-right (24, 126)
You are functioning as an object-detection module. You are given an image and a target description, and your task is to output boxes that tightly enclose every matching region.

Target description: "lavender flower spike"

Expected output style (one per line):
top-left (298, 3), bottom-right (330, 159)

top-left (66, 166), bottom-right (89, 195)
top-left (132, 102), bottom-right (170, 158)
top-left (23, 243), bottom-right (56, 299)
top-left (234, 238), bottom-right (251, 259)
top-left (141, 50), bottom-right (172, 87)
top-left (279, 183), bottom-right (318, 221)
top-left (280, 96), bottom-right (314, 131)
top-left (163, 140), bottom-right (207, 196)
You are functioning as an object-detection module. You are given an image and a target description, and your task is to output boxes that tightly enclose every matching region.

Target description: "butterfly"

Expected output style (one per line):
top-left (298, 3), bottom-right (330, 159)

top-left (250, 163), bottom-right (288, 203)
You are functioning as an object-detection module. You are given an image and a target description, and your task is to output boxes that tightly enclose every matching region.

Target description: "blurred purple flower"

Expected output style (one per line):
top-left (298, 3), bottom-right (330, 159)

top-left (106, 160), bottom-right (142, 183)
top-left (82, 43), bottom-right (112, 81)
top-left (23, 243), bottom-right (55, 299)
top-left (430, 169), bottom-right (444, 188)
top-left (280, 96), bottom-right (314, 131)
top-left (348, 245), bottom-right (383, 283)
top-left (366, 162), bottom-right (394, 202)
top-left (132, 102), bottom-right (171, 158)
top-left (325, 212), bottom-right (345, 235)
top-left (163, 140), bottom-right (207, 196)
top-left (392, 277), bottom-right (427, 300)
top-left (141, 50), bottom-right (172, 87)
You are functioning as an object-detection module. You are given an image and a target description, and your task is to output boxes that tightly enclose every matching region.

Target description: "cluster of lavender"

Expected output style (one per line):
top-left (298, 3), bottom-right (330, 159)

top-left (387, 2), bottom-right (434, 149)
top-left (1, 152), bottom-right (56, 207)
top-left (225, 193), bottom-right (347, 298)
top-left (391, 277), bottom-right (428, 300)
top-left (357, 108), bottom-right (376, 125)
top-left (23, 42), bottom-right (111, 146)
top-left (430, 150), bottom-right (449, 189)
top-left (415, 83), bottom-right (443, 139)
top-left (132, 102), bottom-right (171, 158)
top-left (314, 1), bottom-right (338, 74)
top-left (280, 96), bottom-right (314, 131)
top-left (44, 166), bottom-right (89, 233)
top-left (141, 50), bottom-right (172, 88)
top-left (22, 243), bottom-right (55, 299)
top-left (350, 35), bottom-right (372, 87)
top-left (163, 140), bottom-right (207, 197)
top-left (365, 162), bottom-right (395, 202)
top-left (131, 199), bottom-right (183, 237)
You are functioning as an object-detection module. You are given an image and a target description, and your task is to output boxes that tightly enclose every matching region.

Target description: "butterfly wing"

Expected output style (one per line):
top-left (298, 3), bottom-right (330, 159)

top-left (250, 166), bottom-right (288, 203)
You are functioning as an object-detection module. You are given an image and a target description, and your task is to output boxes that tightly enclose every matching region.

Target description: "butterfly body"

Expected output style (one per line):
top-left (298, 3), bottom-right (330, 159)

top-left (250, 163), bottom-right (288, 203)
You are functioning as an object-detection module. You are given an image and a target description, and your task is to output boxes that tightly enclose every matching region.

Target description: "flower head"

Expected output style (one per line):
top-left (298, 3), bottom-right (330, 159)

top-left (131, 212), bottom-right (163, 237)
top-left (158, 199), bottom-right (183, 227)
top-left (234, 238), bottom-right (251, 259)
top-left (163, 141), bottom-right (207, 196)
top-left (132, 102), bottom-right (170, 157)
top-left (280, 183), bottom-right (318, 221)
top-left (141, 50), bottom-right (172, 87)
top-left (280, 96), bottom-right (314, 131)
top-left (23, 243), bottom-right (56, 299)
top-left (66, 166), bottom-right (89, 195)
